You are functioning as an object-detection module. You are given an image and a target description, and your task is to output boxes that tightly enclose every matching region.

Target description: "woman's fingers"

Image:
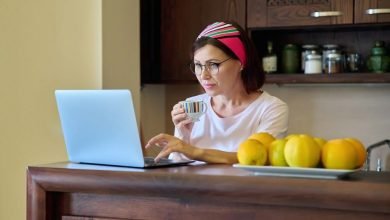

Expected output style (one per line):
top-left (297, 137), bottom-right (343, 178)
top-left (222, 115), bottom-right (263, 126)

top-left (145, 133), bottom-right (194, 162)
top-left (177, 118), bottom-right (193, 129)
top-left (171, 103), bottom-right (184, 116)
top-left (172, 113), bottom-right (187, 125)
top-left (145, 134), bottom-right (181, 161)
top-left (145, 133), bottom-right (169, 149)
top-left (154, 147), bottom-right (174, 162)
top-left (171, 103), bottom-right (189, 125)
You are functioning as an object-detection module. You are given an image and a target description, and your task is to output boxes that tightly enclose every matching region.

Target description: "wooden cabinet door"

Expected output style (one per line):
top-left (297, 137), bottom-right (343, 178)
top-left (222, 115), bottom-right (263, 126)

top-left (247, 0), bottom-right (353, 28)
top-left (355, 0), bottom-right (390, 24)
top-left (160, 0), bottom-right (245, 82)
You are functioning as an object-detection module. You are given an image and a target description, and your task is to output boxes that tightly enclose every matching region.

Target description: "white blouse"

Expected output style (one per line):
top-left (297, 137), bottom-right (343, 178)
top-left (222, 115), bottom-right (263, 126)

top-left (170, 91), bottom-right (289, 160)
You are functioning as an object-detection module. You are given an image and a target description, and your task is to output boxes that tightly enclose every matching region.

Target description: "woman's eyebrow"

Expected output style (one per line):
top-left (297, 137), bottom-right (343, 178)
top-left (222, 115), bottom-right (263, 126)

top-left (194, 58), bottom-right (223, 63)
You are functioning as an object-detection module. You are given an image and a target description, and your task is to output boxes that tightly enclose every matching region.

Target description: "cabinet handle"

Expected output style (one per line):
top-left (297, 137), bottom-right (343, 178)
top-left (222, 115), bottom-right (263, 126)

top-left (310, 11), bottom-right (343, 18)
top-left (366, 8), bottom-right (390, 15)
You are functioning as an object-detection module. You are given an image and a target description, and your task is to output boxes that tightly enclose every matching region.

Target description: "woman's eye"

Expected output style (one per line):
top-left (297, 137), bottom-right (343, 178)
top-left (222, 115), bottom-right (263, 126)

top-left (194, 63), bottom-right (202, 69)
top-left (209, 63), bottom-right (219, 69)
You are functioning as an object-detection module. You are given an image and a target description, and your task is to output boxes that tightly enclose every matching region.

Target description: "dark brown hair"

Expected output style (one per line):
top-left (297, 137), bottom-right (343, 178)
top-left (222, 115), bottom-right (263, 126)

top-left (191, 21), bottom-right (264, 93)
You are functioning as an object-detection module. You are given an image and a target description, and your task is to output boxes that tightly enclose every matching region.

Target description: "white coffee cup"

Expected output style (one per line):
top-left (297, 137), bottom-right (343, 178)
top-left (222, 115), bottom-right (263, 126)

top-left (180, 100), bottom-right (207, 122)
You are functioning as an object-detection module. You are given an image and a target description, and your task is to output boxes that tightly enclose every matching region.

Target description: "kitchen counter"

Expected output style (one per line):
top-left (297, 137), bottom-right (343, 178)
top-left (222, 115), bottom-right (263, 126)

top-left (27, 162), bottom-right (390, 220)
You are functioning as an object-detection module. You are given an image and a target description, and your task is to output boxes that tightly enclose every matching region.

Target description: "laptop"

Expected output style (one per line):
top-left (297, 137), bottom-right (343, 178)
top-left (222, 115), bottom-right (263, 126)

top-left (55, 89), bottom-right (194, 168)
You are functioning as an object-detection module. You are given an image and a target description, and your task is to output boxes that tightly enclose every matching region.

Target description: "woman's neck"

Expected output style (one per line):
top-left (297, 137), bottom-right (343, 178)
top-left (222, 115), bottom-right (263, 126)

top-left (211, 91), bottom-right (261, 118)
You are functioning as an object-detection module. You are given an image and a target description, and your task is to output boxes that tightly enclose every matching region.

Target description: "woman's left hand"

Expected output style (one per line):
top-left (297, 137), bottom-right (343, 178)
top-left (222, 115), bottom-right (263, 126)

top-left (145, 133), bottom-right (198, 162)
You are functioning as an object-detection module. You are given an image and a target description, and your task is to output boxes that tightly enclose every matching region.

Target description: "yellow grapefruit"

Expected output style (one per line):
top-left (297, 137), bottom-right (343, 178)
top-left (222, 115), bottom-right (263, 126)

top-left (345, 138), bottom-right (367, 168)
top-left (321, 139), bottom-right (357, 170)
top-left (248, 132), bottom-right (275, 147)
top-left (285, 134), bottom-right (299, 140)
top-left (284, 134), bottom-right (321, 168)
top-left (237, 139), bottom-right (267, 166)
top-left (269, 139), bottom-right (288, 166)
top-left (314, 137), bottom-right (327, 149)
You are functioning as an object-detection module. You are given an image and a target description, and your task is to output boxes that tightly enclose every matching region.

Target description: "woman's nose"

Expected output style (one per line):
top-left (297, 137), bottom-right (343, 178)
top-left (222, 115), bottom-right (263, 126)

top-left (200, 67), bottom-right (212, 79)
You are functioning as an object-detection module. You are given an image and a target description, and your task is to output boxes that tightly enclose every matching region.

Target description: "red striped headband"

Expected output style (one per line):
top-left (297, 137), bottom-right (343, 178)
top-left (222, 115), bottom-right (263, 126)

top-left (197, 22), bottom-right (247, 66)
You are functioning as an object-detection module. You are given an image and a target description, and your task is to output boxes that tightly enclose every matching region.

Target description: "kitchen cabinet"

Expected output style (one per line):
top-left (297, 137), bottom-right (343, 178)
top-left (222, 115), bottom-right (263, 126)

top-left (141, 0), bottom-right (389, 84)
top-left (355, 0), bottom-right (390, 24)
top-left (247, 0), bottom-right (390, 84)
top-left (247, 0), bottom-right (354, 28)
top-left (248, 0), bottom-right (390, 28)
top-left (141, 0), bottom-right (246, 83)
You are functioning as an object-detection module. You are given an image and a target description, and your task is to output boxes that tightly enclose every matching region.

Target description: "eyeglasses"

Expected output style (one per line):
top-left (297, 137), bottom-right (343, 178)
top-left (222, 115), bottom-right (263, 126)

top-left (189, 58), bottom-right (231, 76)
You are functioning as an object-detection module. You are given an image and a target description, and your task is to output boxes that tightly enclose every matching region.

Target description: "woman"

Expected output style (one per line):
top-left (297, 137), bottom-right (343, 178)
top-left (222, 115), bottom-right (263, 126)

top-left (146, 21), bottom-right (288, 164)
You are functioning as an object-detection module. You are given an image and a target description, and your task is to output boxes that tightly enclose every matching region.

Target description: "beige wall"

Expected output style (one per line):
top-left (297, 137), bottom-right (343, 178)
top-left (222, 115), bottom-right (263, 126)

top-left (102, 0), bottom-right (140, 120)
top-left (141, 83), bottom-right (390, 170)
top-left (0, 0), bottom-right (103, 219)
top-left (0, 0), bottom-right (140, 218)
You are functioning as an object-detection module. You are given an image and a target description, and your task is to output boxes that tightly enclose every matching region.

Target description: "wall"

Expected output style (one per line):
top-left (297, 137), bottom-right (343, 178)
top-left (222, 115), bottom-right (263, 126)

top-left (141, 83), bottom-right (390, 170)
top-left (102, 0), bottom-right (140, 120)
top-left (0, 0), bottom-right (102, 219)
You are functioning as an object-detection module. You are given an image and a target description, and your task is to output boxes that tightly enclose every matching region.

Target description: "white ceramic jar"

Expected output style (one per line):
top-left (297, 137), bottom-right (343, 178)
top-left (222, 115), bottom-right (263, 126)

top-left (305, 54), bottom-right (322, 74)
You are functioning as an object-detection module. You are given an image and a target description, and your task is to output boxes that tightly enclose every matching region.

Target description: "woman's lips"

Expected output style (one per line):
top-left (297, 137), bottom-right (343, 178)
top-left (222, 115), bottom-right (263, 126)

top-left (202, 83), bottom-right (215, 89)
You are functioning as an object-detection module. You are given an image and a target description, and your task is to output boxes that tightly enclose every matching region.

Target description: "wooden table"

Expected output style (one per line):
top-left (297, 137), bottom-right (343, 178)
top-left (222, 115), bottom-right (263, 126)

top-left (27, 162), bottom-right (390, 220)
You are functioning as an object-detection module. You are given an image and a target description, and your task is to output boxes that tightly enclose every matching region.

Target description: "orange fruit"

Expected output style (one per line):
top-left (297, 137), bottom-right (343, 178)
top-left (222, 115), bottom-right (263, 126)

top-left (237, 139), bottom-right (267, 166)
top-left (345, 138), bottom-right (367, 168)
top-left (284, 134), bottom-right (321, 168)
top-left (321, 139), bottom-right (357, 170)
top-left (269, 139), bottom-right (288, 166)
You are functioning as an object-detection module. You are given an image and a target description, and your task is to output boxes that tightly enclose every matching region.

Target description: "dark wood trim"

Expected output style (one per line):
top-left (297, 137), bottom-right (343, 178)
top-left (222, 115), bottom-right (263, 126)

top-left (27, 169), bottom-right (47, 220)
top-left (265, 73), bottom-right (390, 84)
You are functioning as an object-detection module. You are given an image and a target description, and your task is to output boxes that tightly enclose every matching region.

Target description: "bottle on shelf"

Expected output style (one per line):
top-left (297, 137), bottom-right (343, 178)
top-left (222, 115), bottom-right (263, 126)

top-left (282, 44), bottom-right (300, 74)
top-left (262, 41), bottom-right (277, 74)
top-left (367, 41), bottom-right (390, 73)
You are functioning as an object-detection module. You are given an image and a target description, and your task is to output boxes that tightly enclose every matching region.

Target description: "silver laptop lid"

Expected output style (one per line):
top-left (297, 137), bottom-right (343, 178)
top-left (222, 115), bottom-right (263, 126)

top-left (55, 90), bottom-right (145, 167)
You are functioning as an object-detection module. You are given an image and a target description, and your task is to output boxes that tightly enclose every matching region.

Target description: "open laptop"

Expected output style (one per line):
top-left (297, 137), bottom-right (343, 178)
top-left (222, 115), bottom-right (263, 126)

top-left (55, 89), bottom-right (194, 168)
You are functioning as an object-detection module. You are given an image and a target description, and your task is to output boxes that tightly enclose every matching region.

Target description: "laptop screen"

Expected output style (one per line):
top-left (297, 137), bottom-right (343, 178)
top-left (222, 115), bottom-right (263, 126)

top-left (55, 90), bottom-right (145, 167)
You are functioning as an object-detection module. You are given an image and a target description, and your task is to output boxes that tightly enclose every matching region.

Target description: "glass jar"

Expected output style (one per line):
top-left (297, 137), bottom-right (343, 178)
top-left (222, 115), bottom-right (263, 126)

top-left (346, 53), bottom-right (362, 72)
top-left (325, 53), bottom-right (343, 74)
top-left (301, 44), bottom-right (320, 72)
top-left (322, 44), bottom-right (341, 71)
top-left (304, 54), bottom-right (322, 74)
top-left (282, 44), bottom-right (300, 73)
top-left (367, 41), bottom-right (390, 73)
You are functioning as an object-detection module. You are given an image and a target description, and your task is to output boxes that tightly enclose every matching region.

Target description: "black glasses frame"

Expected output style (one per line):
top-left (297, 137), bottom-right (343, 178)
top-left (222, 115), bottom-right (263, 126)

top-left (189, 58), bottom-right (231, 76)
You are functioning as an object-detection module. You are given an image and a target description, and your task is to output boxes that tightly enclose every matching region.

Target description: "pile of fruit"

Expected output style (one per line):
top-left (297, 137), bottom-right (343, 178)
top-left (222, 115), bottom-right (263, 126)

top-left (237, 132), bottom-right (367, 170)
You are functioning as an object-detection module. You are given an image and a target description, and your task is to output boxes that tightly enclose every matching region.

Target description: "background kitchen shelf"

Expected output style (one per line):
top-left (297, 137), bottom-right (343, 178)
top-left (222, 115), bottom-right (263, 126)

top-left (265, 73), bottom-right (390, 84)
top-left (141, 0), bottom-right (390, 84)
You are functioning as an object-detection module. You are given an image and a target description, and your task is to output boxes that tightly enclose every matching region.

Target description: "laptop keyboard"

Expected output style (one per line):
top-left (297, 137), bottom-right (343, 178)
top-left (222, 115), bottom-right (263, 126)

top-left (144, 157), bottom-right (173, 166)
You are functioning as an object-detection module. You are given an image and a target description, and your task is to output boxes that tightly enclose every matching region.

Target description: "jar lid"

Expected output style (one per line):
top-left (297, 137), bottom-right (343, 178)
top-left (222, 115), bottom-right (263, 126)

top-left (302, 44), bottom-right (319, 50)
top-left (284, 44), bottom-right (299, 49)
top-left (323, 44), bottom-right (339, 49)
top-left (306, 54), bottom-right (322, 59)
top-left (326, 53), bottom-right (341, 58)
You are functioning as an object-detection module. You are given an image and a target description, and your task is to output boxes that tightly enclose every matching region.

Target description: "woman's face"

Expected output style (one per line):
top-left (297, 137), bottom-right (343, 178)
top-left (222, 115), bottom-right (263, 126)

top-left (193, 44), bottom-right (243, 97)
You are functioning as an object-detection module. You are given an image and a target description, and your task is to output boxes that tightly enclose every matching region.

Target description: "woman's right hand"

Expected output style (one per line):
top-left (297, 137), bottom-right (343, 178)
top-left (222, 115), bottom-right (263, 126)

top-left (171, 103), bottom-right (193, 140)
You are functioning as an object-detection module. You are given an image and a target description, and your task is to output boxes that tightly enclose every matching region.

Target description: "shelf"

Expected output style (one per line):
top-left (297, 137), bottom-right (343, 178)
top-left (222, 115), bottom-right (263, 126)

top-left (265, 73), bottom-right (390, 84)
